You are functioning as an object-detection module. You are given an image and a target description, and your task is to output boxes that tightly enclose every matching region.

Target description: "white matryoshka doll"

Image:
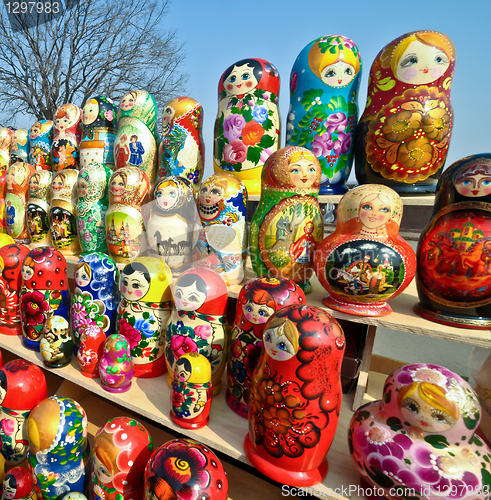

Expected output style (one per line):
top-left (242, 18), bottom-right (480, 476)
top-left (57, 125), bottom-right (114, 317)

top-left (117, 256), bottom-right (173, 378)
top-left (10, 129), bottom-right (29, 164)
top-left (26, 170), bottom-right (53, 247)
top-left (52, 103), bottom-right (82, 171)
top-left (195, 172), bottom-right (248, 286)
top-left (0, 128), bottom-right (12, 171)
top-left (214, 58), bottom-right (280, 196)
top-left (165, 266), bottom-right (229, 395)
top-left (287, 35), bottom-right (362, 195)
top-left (355, 30), bottom-right (456, 194)
top-left (28, 120), bottom-right (53, 170)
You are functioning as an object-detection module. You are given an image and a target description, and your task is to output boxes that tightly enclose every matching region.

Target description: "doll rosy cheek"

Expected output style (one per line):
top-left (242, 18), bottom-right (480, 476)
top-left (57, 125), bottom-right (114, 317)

top-left (431, 67), bottom-right (443, 79)
top-left (122, 285), bottom-right (127, 294)
top-left (401, 67), bottom-right (417, 81)
top-left (134, 290), bottom-right (143, 298)
top-left (226, 84), bottom-right (234, 91)
top-left (246, 81), bottom-right (253, 88)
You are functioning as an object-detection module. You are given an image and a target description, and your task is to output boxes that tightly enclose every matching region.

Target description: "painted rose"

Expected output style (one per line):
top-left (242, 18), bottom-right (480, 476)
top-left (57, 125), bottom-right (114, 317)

top-left (223, 139), bottom-right (247, 165)
top-left (194, 324), bottom-right (211, 340)
top-left (104, 110), bottom-right (114, 121)
top-left (326, 112), bottom-right (348, 134)
top-left (22, 291), bottom-right (49, 326)
top-left (312, 133), bottom-right (332, 157)
top-left (118, 318), bottom-right (142, 349)
top-left (241, 120), bottom-right (265, 146)
top-left (170, 334), bottom-right (198, 358)
top-left (252, 106), bottom-right (268, 124)
top-left (223, 114), bottom-right (246, 142)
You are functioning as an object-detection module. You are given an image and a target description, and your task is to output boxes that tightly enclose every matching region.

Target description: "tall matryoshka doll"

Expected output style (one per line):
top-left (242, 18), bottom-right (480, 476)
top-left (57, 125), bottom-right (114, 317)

top-left (287, 35), bottom-right (362, 194)
top-left (0, 171), bottom-right (7, 234)
top-left (355, 30), bottom-right (456, 194)
top-left (26, 170), bottom-right (53, 248)
top-left (214, 58), bottom-right (281, 196)
top-left (117, 256), bottom-right (173, 378)
top-left (28, 120), bottom-right (53, 170)
top-left (244, 304), bottom-right (345, 486)
top-left (0, 128), bottom-right (12, 170)
top-left (52, 103), bottom-right (82, 171)
top-left (415, 154), bottom-right (491, 327)
top-left (250, 146), bottom-right (323, 293)
top-left (10, 129), bottom-right (29, 164)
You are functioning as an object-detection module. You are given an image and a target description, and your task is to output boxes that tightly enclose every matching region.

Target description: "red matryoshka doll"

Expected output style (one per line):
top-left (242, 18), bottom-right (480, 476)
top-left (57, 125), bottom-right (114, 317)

top-left (226, 276), bottom-right (306, 418)
top-left (28, 120), bottom-right (53, 170)
top-left (92, 416), bottom-right (153, 500)
top-left (52, 103), bottom-right (82, 171)
top-left (77, 324), bottom-right (106, 378)
top-left (144, 439), bottom-right (228, 500)
top-left (355, 30), bottom-right (456, 194)
top-left (349, 364), bottom-right (491, 500)
top-left (314, 184), bottom-right (416, 316)
top-left (105, 166), bottom-right (150, 266)
top-left (0, 359), bottom-right (47, 467)
top-left (250, 146), bottom-right (323, 294)
top-left (10, 129), bottom-right (29, 165)
top-left (415, 154), bottom-right (491, 328)
top-left (99, 334), bottom-right (135, 393)
top-left (26, 171), bottom-right (53, 247)
top-left (165, 267), bottom-right (229, 394)
top-left (0, 243), bottom-right (30, 335)
top-left (3, 466), bottom-right (37, 500)
top-left (0, 171), bottom-right (7, 234)
top-left (0, 128), bottom-right (12, 171)
top-left (244, 304), bottom-right (345, 486)
top-left (214, 58), bottom-right (280, 196)
top-left (40, 316), bottom-right (73, 368)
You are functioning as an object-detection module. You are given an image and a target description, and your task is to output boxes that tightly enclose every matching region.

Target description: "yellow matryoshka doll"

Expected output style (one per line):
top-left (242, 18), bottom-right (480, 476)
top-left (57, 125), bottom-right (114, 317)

top-left (26, 170), bottom-right (53, 248)
top-left (0, 128), bottom-right (12, 170)
top-left (51, 103), bottom-right (82, 171)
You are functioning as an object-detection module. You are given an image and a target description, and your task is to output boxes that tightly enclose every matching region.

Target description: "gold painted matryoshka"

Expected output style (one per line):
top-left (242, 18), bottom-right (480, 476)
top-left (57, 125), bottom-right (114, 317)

top-left (26, 170), bottom-right (53, 247)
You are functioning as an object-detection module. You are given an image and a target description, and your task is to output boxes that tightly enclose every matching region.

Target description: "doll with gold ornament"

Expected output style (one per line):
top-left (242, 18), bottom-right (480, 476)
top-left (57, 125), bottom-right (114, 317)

top-left (26, 171), bottom-right (52, 248)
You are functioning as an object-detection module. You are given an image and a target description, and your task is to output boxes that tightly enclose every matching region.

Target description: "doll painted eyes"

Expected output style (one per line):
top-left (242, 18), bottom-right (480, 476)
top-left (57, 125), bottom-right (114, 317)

top-left (361, 203), bottom-right (390, 213)
top-left (401, 397), bottom-right (420, 413)
top-left (400, 53), bottom-right (419, 68)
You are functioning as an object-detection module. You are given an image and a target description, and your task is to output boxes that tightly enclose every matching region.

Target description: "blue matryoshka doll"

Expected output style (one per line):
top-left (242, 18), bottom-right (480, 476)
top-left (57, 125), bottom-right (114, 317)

top-left (28, 120), bottom-right (54, 170)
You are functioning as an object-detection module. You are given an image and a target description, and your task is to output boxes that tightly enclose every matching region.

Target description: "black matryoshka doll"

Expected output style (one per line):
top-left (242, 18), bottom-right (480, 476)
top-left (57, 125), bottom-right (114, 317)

top-left (10, 129), bottom-right (29, 164)
top-left (28, 120), bottom-right (53, 170)
top-left (52, 103), bottom-right (82, 171)
top-left (0, 128), bottom-right (12, 171)
top-left (26, 170), bottom-right (53, 247)
top-left (355, 30), bottom-right (456, 194)
top-left (415, 154), bottom-right (491, 328)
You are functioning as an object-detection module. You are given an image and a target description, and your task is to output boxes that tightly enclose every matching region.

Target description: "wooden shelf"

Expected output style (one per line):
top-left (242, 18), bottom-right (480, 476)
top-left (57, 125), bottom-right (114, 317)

top-left (247, 194), bottom-right (436, 206)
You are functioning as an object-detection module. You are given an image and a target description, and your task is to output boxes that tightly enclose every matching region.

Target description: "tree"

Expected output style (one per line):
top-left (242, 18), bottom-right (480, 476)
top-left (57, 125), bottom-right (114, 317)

top-left (0, 0), bottom-right (188, 126)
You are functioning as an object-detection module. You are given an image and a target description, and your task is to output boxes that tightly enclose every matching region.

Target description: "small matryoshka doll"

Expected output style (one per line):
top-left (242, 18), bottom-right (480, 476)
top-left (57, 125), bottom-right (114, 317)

top-left (355, 30), bottom-right (456, 194)
top-left (287, 35), bottom-right (362, 195)
top-left (226, 276), bottom-right (306, 418)
top-left (99, 334), bottom-right (134, 393)
top-left (349, 363), bottom-right (491, 500)
top-left (52, 103), bottom-right (82, 171)
top-left (0, 359), bottom-right (47, 467)
top-left (92, 417), bottom-right (153, 500)
top-left (0, 171), bottom-right (7, 234)
top-left (250, 146), bottom-right (323, 293)
top-left (165, 267), bottom-right (229, 394)
top-left (158, 96), bottom-right (205, 188)
top-left (415, 154), bottom-right (491, 328)
top-left (20, 247), bottom-right (69, 351)
top-left (40, 316), bottom-right (73, 368)
top-left (245, 304), bottom-right (345, 486)
top-left (77, 162), bottom-right (112, 254)
top-left (28, 120), bottom-right (53, 170)
top-left (314, 184), bottom-right (416, 316)
top-left (26, 170), bottom-right (53, 247)
top-left (214, 58), bottom-right (280, 196)
top-left (3, 466), bottom-right (37, 500)
top-left (117, 257), bottom-right (173, 378)
top-left (77, 324), bottom-right (106, 378)
top-left (27, 397), bottom-right (89, 499)
top-left (10, 129), bottom-right (29, 165)
top-left (105, 166), bottom-right (150, 266)
top-left (0, 128), bottom-right (12, 171)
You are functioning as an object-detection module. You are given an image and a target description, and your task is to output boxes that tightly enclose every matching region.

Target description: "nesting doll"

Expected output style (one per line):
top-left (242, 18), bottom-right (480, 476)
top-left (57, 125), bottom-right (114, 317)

top-left (165, 267), bottom-right (229, 394)
top-left (355, 30), bottom-right (456, 194)
top-left (27, 396), bottom-right (89, 499)
top-left (99, 334), bottom-right (134, 393)
top-left (226, 276), bottom-right (306, 418)
top-left (10, 129), bottom-right (29, 164)
top-left (49, 168), bottom-right (81, 255)
top-left (349, 363), bottom-right (491, 500)
top-left (40, 316), bottom-right (73, 368)
top-left (20, 247), bottom-right (69, 351)
top-left (0, 171), bottom-right (7, 234)
top-left (77, 162), bottom-right (112, 254)
top-left (117, 257), bottom-right (173, 378)
top-left (0, 244), bottom-right (30, 335)
top-left (287, 35), bottom-right (362, 194)
top-left (117, 90), bottom-right (158, 140)
top-left (71, 253), bottom-right (120, 347)
top-left (6, 163), bottom-right (35, 243)
top-left (244, 304), bottom-right (345, 486)
top-left (144, 439), bottom-right (228, 500)
top-left (26, 170), bottom-right (53, 247)
top-left (52, 103), bottom-right (82, 171)
top-left (80, 96), bottom-right (118, 168)
top-left (0, 359), bottom-right (47, 467)
top-left (3, 466), bottom-right (37, 500)
top-left (250, 146), bottom-right (323, 293)
top-left (28, 120), bottom-right (53, 170)
top-left (158, 96), bottom-right (205, 188)
top-left (415, 154), bottom-right (491, 328)
top-left (60, 493), bottom-right (87, 500)
top-left (77, 324), bottom-right (106, 378)
top-left (314, 184), bottom-right (416, 316)
top-left (195, 172), bottom-right (247, 286)
top-left (214, 58), bottom-right (280, 196)
top-left (105, 166), bottom-right (150, 266)
top-left (0, 129), bottom-right (12, 171)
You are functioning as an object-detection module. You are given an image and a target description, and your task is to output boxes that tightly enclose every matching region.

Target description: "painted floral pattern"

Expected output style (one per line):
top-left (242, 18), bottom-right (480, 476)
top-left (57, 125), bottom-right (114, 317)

top-left (21, 289), bottom-right (60, 341)
top-left (71, 289), bottom-right (109, 345)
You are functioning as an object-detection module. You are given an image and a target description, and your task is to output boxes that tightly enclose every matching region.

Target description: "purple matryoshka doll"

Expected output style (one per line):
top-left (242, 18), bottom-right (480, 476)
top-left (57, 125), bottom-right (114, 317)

top-left (40, 316), bottom-right (73, 368)
top-left (355, 30), bottom-right (456, 194)
top-left (250, 146), bottom-right (323, 294)
top-left (28, 120), bottom-right (53, 170)
top-left (26, 170), bottom-right (53, 247)
top-left (0, 128), bottom-right (12, 171)
top-left (349, 363), bottom-right (491, 500)
top-left (52, 103), bottom-right (83, 171)
top-left (77, 324), bottom-right (106, 378)
top-left (287, 35), bottom-right (362, 195)
top-left (3, 466), bottom-right (37, 500)
top-left (214, 58), bottom-right (280, 196)
top-left (226, 276), bottom-right (306, 418)
top-left (10, 129), bottom-right (29, 165)
top-left (99, 334), bottom-right (134, 393)
top-left (244, 304), bottom-right (345, 486)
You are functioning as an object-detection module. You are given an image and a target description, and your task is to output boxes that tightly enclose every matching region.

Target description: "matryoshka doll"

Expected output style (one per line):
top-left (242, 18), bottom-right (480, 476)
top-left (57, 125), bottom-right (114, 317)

top-left (0, 171), bottom-right (7, 234)
top-left (0, 128), bottom-right (12, 171)
top-left (3, 466), bottom-right (37, 500)
top-left (226, 276), bottom-right (306, 418)
top-left (117, 90), bottom-right (158, 140)
top-left (165, 267), bottom-right (229, 394)
top-left (76, 324), bottom-right (106, 378)
top-left (349, 363), bottom-right (491, 500)
top-left (314, 184), bottom-right (416, 316)
top-left (99, 334), bottom-right (134, 393)
top-left (0, 359), bottom-right (47, 467)
top-left (214, 58), bottom-right (280, 196)
top-left (51, 103), bottom-right (82, 171)
top-left (117, 257), bottom-right (173, 378)
top-left (158, 96), bottom-right (205, 188)
top-left (244, 304), bottom-right (345, 486)
top-left (287, 35), bottom-right (362, 195)
top-left (355, 30), bottom-right (456, 194)
top-left (26, 170), bottom-right (53, 247)
top-left (415, 154), bottom-right (491, 328)
top-left (250, 146), bottom-right (323, 293)
top-left (40, 316), bottom-right (73, 368)
top-left (92, 417), bottom-right (153, 500)
top-left (28, 120), bottom-right (53, 170)
top-left (105, 166), bottom-right (150, 266)
top-left (10, 129), bottom-right (29, 164)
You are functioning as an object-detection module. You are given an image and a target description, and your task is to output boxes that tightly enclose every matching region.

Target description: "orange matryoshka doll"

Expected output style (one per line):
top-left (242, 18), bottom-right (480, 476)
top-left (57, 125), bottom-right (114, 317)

top-left (26, 170), bottom-right (53, 248)
top-left (28, 120), bottom-right (53, 170)
top-left (0, 128), bottom-right (12, 170)
top-left (10, 129), bottom-right (29, 164)
top-left (52, 103), bottom-right (82, 171)
top-left (355, 30), bottom-right (456, 194)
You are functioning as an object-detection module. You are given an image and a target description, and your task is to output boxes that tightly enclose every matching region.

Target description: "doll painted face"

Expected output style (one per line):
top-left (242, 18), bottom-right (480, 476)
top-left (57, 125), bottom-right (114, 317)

top-left (110, 174), bottom-right (126, 196)
top-left (83, 99), bottom-right (99, 125)
top-left (93, 452), bottom-right (114, 484)
top-left (155, 182), bottom-right (179, 210)
top-left (6, 169), bottom-right (15, 189)
top-left (175, 358), bottom-right (192, 383)
top-left (121, 268), bottom-right (150, 301)
top-left (120, 93), bottom-right (136, 111)
top-left (77, 177), bottom-right (89, 199)
top-left (359, 193), bottom-right (392, 230)
top-left (264, 323), bottom-right (297, 361)
top-left (28, 174), bottom-right (40, 192)
top-left (199, 183), bottom-right (224, 209)
top-left (162, 105), bottom-right (176, 136)
top-left (242, 300), bottom-right (275, 325)
top-left (454, 162), bottom-right (491, 197)
top-left (321, 60), bottom-right (356, 87)
top-left (225, 63), bottom-right (259, 96)
top-left (21, 263), bottom-right (34, 281)
top-left (55, 114), bottom-right (71, 133)
top-left (288, 155), bottom-right (319, 188)
top-left (30, 124), bottom-right (41, 140)
top-left (51, 175), bottom-right (65, 193)
top-left (174, 281), bottom-right (207, 311)
top-left (3, 477), bottom-right (16, 499)
top-left (75, 265), bottom-right (91, 287)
